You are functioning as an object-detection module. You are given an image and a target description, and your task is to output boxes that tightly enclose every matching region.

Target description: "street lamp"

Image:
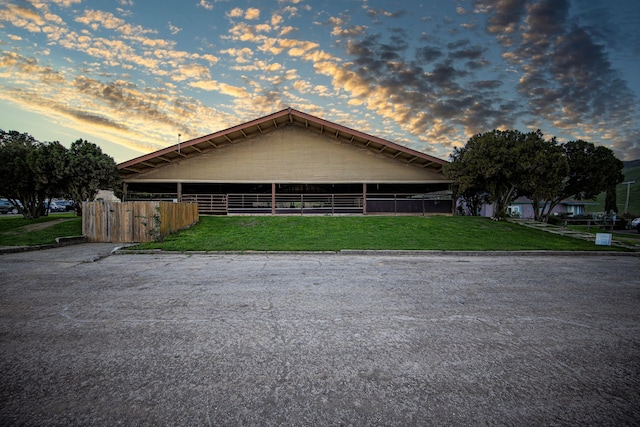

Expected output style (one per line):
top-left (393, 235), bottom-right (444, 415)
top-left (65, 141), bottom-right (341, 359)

top-left (622, 180), bottom-right (635, 213)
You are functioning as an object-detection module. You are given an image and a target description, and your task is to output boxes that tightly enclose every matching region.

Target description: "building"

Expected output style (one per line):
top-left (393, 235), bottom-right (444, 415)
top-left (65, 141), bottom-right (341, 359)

top-left (118, 108), bottom-right (453, 215)
top-left (479, 197), bottom-right (596, 219)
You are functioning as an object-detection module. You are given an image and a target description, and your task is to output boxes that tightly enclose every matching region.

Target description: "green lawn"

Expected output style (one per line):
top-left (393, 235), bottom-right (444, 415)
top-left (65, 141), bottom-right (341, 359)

top-left (589, 164), bottom-right (640, 215)
top-left (567, 225), bottom-right (640, 247)
top-left (1, 214), bottom-right (630, 251)
top-left (0, 213), bottom-right (81, 246)
top-left (133, 215), bottom-right (623, 252)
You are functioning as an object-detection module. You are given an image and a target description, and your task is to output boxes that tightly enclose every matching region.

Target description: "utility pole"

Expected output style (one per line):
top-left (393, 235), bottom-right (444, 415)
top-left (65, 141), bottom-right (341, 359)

top-left (622, 180), bottom-right (635, 213)
top-left (178, 133), bottom-right (181, 154)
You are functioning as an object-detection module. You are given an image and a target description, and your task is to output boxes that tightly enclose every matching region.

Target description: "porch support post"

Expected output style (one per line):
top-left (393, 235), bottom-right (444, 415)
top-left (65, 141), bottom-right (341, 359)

top-left (362, 183), bottom-right (367, 215)
top-left (271, 183), bottom-right (276, 215)
top-left (123, 182), bottom-right (128, 201)
top-left (176, 182), bottom-right (182, 202)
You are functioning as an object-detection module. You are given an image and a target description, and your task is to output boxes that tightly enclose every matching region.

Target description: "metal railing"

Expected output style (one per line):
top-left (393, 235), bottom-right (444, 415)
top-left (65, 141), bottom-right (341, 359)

top-left (227, 193), bottom-right (364, 214)
top-left (125, 191), bottom-right (452, 215)
top-left (125, 192), bottom-right (178, 202)
top-left (181, 194), bottom-right (227, 214)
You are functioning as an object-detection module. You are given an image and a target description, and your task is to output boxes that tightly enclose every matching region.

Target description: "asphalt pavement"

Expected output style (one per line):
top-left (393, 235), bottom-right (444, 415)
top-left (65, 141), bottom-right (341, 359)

top-left (1, 245), bottom-right (639, 425)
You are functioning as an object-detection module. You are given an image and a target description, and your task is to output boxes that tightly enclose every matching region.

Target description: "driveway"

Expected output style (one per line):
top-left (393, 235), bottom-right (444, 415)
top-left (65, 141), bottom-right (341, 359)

top-left (1, 245), bottom-right (639, 425)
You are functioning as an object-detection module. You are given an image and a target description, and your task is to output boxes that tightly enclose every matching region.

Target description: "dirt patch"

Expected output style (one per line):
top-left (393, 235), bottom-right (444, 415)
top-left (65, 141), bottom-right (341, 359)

top-left (22, 218), bottom-right (74, 232)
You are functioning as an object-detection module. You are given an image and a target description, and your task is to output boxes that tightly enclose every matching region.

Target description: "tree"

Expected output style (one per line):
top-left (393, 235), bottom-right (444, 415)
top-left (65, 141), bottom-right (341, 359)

top-left (0, 131), bottom-right (121, 218)
top-left (445, 131), bottom-right (624, 222)
top-left (444, 129), bottom-right (560, 219)
top-left (28, 141), bottom-right (71, 214)
top-left (66, 139), bottom-right (120, 215)
top-left (516, 134), bottom-right (568, 221)
top-left (543, 140), bottom-right (624, 217)
top-left (452, 183), bottom-right (488, 216)
top-left (604, 187), bottom-right (618, 213)
top-left (0, 130), bottom-right (47, 219)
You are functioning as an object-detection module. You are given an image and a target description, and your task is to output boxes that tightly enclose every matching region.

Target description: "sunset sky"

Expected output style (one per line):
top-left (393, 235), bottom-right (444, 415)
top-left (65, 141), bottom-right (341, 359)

top-left (1, 0), bottom-right (638, 163)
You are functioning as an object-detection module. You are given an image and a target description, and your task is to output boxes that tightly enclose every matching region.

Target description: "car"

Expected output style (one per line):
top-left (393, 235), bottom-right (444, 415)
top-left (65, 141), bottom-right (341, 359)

top-left (631, 217), bottom-right (640, 233)
top-left (52, 200), bottom-right (75, 211)
top-left (54, 200), bottom-right (75, 211)
top-left (48, 201), bottom-right (66, 213)
top-left (0, 199), bottom-right (19, 215)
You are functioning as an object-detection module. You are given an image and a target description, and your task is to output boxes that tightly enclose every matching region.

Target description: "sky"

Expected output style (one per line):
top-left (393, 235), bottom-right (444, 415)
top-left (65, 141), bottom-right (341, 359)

top-left (1, 0), bottom-right (639, 164)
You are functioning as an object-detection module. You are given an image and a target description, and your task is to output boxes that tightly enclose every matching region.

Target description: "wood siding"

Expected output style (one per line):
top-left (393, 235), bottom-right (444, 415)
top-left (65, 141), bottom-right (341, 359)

top-left (129, 127), bottom-right (445, 184)
top-left (82, 201), bottom-right (199, 243)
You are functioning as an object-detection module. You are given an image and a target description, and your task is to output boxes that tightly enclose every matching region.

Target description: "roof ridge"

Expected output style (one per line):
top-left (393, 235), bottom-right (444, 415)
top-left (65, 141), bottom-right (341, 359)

top-left (118, 108), bottom-right (448, 175)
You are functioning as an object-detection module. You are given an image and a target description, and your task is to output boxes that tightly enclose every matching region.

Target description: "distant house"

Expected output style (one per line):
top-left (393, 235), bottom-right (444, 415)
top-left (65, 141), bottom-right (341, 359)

top-left (480, 197), bottom-right (596, 219)
top-left (94, 189), bottom-right (119, 202)
top-left (118, 108), bottom-right (453, 215)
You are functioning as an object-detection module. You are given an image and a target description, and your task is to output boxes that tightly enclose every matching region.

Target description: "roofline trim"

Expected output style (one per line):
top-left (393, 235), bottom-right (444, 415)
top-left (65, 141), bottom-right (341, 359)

top-left (118, 107), bottom-right (448, 173)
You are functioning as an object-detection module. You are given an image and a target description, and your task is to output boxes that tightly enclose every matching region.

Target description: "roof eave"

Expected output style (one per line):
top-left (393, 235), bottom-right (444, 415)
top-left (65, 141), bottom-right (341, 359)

top-left (118, 107), bottom-right (448, 177)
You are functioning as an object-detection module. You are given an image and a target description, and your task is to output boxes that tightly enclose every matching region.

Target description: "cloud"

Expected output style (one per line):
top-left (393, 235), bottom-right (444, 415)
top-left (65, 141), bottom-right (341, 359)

top-left (1, 0), bottom-right (637, 161)
top-left (0, 4), bottom-right (46, 33)
top-left (415, 42), bottom-right (443, 63)
top-left (0, 46), bottom-right (238, 157)
top-left (168, 22), bottom-right (181, 35)
top-left (480, 0), bottom-right (527, 37)
top-left (245, 8), bottom-right (260, 20)
top-left (75, 9), bottom-right (156, 36)
top-left (221, 47), bottom-right (254, 63)
top-left (364, 7), bottom-right (406, 19)
top-left (189, 80), bottom-right (250, 99)
top-left (227, 7), bottom-right (243, 18)
top-left (227, 7), bottom-right (262, 22)
top-left (172, 63), bottom-right (210, 81)
top-left (271, 13), bottom-right (283, 27)
top-left (198, 0), bottom-right (214, 11)
top-left (279, 39), bottom-right (319, 56)
top-left (0, 51), bottom-right (64, 84)
top-left (477, 0), bottom-right (639, 155)
top-left (305, 18), bottom-right (521, 149)
top-left (279, 26), bottom-right (296, 36)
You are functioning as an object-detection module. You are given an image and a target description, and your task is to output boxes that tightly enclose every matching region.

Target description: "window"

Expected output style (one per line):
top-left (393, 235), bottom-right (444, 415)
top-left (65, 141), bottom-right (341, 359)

top-left (507, 205), bottom-right (522, 218)
top-left (566, 205), bottom-right (583, 215)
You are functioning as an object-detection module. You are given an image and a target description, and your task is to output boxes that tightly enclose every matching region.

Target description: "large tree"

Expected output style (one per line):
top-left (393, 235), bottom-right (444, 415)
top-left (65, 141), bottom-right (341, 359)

top-left (66, 139), bottom-right (120, 215)
top-left (0, 131), bottom-right (120, 218)
top-left (446, 134), bottom-right (624, 221)
top-left (541, 140), bottom-right (624, 217)
top-left (516, 134), bottom-right (568, 221)
top-left (445, 130), bottom-right (515, 219)
top-left (28, 141), bottom-right (71, 214)
top-left (0, 130), bottom-right (51, 219)
top-left (444, 129), bottom-right (565, 220)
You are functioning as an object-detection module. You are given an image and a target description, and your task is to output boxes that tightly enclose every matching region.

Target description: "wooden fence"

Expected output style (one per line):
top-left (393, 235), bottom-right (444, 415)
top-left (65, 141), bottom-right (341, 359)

top-left (83, 201), bottom-right (199, 243)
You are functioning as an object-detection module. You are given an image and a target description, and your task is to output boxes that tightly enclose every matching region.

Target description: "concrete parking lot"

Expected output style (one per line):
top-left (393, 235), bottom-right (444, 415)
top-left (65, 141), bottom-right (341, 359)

top-left (1, 245), bottom-right (639, 425)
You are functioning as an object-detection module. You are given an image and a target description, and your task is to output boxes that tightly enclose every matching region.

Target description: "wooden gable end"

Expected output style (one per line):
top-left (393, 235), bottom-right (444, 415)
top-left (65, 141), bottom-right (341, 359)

top-left (130, 126), bottom-right (447, 183)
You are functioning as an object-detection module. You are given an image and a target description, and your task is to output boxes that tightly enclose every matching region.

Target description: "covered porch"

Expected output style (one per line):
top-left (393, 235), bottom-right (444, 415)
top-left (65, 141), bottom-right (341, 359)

top-left (123, 182), bottom-right (452, 215)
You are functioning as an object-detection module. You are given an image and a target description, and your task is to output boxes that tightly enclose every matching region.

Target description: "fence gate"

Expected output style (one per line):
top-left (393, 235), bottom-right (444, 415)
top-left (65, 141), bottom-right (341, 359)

top-left (83, 201), bottom-right (199, 242)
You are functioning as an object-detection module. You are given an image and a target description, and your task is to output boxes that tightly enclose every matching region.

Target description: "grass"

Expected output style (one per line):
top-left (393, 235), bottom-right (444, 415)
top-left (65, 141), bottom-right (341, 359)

top-left (0, 213), bottom-right (82, 246)
top-left (589, 164), bottom-right (640, 215)
top-left (131, 215), bottom-right (624, 252)
top-left (1, 213), bottom-right (631, 252)
top-left (567, 225), bottom-right (640, 246)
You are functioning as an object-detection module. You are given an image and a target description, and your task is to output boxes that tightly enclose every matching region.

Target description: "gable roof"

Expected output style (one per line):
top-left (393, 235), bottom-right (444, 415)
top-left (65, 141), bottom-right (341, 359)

top-left (118, 107), bottom-right (448, 180)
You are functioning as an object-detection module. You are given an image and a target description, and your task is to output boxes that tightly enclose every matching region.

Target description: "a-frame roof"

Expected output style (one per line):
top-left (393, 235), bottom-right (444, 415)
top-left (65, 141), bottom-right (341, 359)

top-left (118, 107), bottom-right (448, 180)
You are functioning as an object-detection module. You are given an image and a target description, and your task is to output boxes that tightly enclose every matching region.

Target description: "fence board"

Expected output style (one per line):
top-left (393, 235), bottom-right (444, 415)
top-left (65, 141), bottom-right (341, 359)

top-left (83, 201), bottom-right (199, 243)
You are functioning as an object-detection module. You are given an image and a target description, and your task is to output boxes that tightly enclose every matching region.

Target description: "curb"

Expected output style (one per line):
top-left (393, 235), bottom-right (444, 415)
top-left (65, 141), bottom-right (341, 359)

top-left (0, 236), bottom-right (87, 255)
top-left (113, 248), bottom-right (640, 257)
